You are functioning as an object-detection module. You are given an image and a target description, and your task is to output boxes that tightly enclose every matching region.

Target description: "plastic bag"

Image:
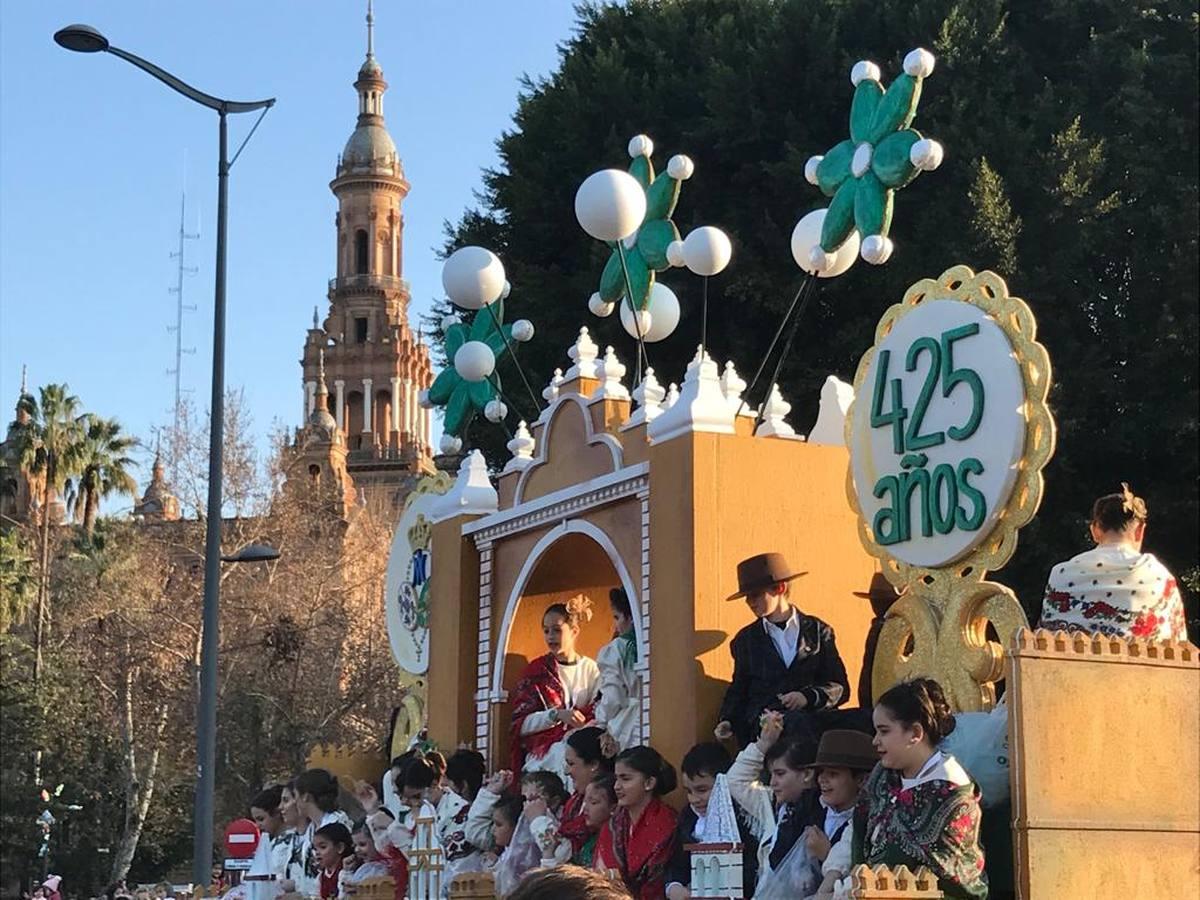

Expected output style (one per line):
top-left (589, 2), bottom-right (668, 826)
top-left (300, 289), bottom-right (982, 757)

top-left (942, 699), bottom-right (1010, 809)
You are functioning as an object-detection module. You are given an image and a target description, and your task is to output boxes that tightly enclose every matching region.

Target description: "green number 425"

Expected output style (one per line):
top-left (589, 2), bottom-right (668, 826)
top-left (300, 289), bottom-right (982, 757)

top-left (870, 324), bottom-right (985, 454)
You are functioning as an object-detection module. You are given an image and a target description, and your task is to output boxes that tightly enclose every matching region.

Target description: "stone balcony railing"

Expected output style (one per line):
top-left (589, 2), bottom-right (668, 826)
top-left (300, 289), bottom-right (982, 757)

top-left (328, 274), bottom-right (409, 294)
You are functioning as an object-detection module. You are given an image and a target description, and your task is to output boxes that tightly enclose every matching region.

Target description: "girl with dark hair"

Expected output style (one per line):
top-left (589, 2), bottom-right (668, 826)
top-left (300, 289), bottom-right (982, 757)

top-left (276, 781), bottom-right (308, 892)
top-left (578, 775), bottom-right (617, 867)
top-left (341, 817), bottom-right (409, 900)
top-left (726, 711), bottom-right (820, 897)
top-left (595, 588), bottom-right (644, 752)
top-left (509, 596), bottom-right (601, 777)
top-left (1039, 483), bottom-right (1187, 641)
top-left (853, 678), bottom-right (987, 899)
top-left (445, 748), bottom-right (487, 802)
top-left (593, 746), bottom-right (678, 899)
top-left (556, 727), bottom-right (616, 860)
top-left (295, 769), bottom-right (353, 893)
top-left (247, 785), bottom-right (294, 885)
top-left (311, 822), bottom-right (352, 900)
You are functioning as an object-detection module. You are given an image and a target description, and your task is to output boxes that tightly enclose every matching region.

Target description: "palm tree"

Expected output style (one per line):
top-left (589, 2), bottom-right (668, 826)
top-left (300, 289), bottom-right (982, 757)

top-left (75, 415), bottom-right (139, 537)
top-left (3, 383), bottom-right (86, 682)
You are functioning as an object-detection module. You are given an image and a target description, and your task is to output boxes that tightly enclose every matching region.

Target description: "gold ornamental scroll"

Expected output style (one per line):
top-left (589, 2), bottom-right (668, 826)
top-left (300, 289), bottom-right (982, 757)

top-left (844, 265), bottom-right (1055, 711)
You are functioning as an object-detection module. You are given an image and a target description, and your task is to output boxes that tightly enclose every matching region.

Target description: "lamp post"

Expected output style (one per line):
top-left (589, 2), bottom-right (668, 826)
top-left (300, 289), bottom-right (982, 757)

top-left (53, 24), bottom-right (275, 888)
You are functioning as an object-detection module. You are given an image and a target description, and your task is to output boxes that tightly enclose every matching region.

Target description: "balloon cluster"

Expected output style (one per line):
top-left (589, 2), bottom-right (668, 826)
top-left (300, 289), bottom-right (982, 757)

top-left (575, 134), bottom-right (732, 343)
top-left (423, 246), bottom-right (534, 453)
top-left (792, 48), bottom-right (944, 275)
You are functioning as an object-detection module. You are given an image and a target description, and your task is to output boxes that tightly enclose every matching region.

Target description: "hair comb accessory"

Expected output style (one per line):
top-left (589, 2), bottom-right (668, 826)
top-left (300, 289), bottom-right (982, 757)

top-left (566, 593), bottom-right (594, 623)
top-left (1120, 482), bottom-right (1148, 519)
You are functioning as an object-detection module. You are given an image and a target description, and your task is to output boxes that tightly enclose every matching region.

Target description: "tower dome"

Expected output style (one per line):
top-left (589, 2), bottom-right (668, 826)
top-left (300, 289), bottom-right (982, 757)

top-left (342, 123), bottom-right (396, 168)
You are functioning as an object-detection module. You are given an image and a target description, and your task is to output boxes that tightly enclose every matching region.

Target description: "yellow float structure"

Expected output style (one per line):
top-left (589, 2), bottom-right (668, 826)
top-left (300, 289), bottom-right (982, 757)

top-left (418, 265), bottom-right (1198, 898)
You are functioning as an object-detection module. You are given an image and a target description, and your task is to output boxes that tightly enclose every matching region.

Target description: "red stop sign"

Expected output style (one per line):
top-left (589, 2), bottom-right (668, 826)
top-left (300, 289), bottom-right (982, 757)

top-left (223, 818), bottom-right (261, 859)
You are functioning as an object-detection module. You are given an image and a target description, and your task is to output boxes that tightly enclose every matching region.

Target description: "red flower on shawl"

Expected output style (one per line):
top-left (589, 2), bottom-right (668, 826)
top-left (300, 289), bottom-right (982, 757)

top-left (1163, 578), bottom-right (1177, 599)
top-left (1047, 590), bottom-right (1072, 613)
top-left (1131, 613), bottom-right (1159, 638)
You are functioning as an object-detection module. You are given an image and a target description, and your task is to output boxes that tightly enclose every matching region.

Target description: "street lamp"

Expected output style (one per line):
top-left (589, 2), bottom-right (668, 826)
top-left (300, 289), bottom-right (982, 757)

top-left (221, 543), bottom-right (282, 565)
top-left (54, 24), bottom-right (275, 888)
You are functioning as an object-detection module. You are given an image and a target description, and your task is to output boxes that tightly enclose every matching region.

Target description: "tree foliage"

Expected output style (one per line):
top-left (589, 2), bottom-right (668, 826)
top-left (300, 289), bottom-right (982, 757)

top-left (444, 0), bottom-right (1198, 620)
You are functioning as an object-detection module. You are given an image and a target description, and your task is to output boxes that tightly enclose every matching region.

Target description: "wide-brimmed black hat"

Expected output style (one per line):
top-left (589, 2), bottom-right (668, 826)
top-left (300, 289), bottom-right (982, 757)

top-left (803, 729), bottom-right (878, 772)
top-left (724, 552), bottom-right (807, 601)
top-left (854, 571), bottom-right (901, 616)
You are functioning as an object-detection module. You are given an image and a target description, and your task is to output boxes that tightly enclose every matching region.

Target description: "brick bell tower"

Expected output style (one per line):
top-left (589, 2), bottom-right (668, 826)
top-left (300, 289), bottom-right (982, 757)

top-left (297, 1), bottom-right (435, 515)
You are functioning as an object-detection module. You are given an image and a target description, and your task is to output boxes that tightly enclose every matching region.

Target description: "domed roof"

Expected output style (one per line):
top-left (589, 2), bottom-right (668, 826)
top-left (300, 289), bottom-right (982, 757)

top-left (359, 56), bottom-right (383, 79)
top-left (306, 406), bottom-right (339, 441)
top-left (343, 123), bottom-right (396, 167)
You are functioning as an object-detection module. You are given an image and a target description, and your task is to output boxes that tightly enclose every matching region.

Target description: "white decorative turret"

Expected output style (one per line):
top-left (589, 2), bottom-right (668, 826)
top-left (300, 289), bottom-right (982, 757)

top-left (719, 360), bottom-right (755, 419)
top-left (663, 383), bottom-right (680, 410)
top-left (593, 346), bottom-right (630, 401)
top-left (430, 450), bottom-right (498, 522)
top-left (564, 326), bottom-right (600, 381)
top-left (807, 375), bottom-right (855, 446)
top-left (648, 346), bottom-right (736, 445)
top-left (621, 367), bottom-right (667, 431)
top-left (754, 383), bottom-right (802, 439)
top-left (503, 421), bottom-right (536, 473)
top-left (535, 368), bottom-right (564, 426)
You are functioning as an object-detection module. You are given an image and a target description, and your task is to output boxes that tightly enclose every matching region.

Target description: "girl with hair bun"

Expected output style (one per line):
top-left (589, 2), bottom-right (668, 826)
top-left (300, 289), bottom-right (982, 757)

top-left (508, 595), bottom-right (601, 778)
top-left (294, 769), bottom-right (353, 894)
top-left (853, 678), bottom-right (987, 900)
top-left (593, 746), bottom-right (678, 899)
top-left (1039, 483), bottom-right (1187, 641)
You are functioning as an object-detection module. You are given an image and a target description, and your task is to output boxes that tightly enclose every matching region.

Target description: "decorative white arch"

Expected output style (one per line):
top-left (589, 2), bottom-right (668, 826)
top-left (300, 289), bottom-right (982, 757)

top-left (489, 518), bottom-right (644, 699)
top-left (514, 394), bottom-right (624, 505)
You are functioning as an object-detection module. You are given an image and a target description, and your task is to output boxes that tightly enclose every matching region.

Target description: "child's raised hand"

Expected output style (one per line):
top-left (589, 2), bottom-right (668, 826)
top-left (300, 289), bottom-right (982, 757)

top-left (803, 824), bottom-right (832, 860)
top-left (598, 731), bottom-right (619, 759)
top-left (485, 770), bottom-right (513, 795)
top-left (525, 797), bottom-right (549, 822)
top-left (354, 779), bottom-right (380, 812)
top-left (756, 710), bottom-right (784, 750)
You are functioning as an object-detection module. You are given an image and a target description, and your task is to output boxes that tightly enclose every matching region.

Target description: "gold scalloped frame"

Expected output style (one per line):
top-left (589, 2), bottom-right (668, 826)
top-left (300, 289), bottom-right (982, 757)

top-left (843, 265), bottom-right (1057, 710)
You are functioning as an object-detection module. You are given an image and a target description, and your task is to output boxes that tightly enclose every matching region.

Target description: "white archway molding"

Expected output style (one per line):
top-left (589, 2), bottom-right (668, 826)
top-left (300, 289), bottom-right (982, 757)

top-left (489, 518), bottom-right (644, 700)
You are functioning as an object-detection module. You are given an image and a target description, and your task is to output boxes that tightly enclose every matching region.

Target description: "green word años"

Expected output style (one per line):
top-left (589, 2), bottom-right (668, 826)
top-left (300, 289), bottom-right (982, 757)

top-left (873, 455), bottom-right (986, 546)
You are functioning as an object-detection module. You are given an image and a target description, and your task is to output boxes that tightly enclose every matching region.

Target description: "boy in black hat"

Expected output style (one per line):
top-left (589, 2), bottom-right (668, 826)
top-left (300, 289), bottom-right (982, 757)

top-left (714, 552), bottom-right (850, 747)
top-left (800, 729), bottom-right (878, 895)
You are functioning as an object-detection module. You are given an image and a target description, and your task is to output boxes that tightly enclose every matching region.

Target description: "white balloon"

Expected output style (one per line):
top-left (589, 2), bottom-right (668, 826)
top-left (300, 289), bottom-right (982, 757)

top-left (861, 235), bottom-right (895, 265)
top-left (453, 341), bottom-right (496, 383)
top-left (442, 246), bottom-right (506, 310)
top-left (439, 434), bottom-right (462, 454)
top-left (511, 319), bottom-right (535, 342)
top-left (682, 226), bottom-right (732, 277)
top-left (501, 280), bottom-right (512, 300)
top-left (665, 240), bottom-right (686, 267)
top-left (790, 208), bottom-right (860, 278)
top-left (484, 399), bottom-right (507, 423)
top-left (418, 389), bottom-right (433, 409)
top-left (667, 154), bottom-right (695, 180)
top-left (628, 134), bottom-right (654, 158)
top-left (575, 169), bottom-right (647, 242)
top-left (588, 292), bottom-right (615, 317)
top-left (440, 314), bottom-right (459, 333)
top-left (619, 282), bottom-right (681, 343)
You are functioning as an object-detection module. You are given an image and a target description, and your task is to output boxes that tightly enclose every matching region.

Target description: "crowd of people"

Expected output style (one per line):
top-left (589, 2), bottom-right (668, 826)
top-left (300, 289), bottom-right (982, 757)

top-left (222, 483), bottom-right (1185, 899)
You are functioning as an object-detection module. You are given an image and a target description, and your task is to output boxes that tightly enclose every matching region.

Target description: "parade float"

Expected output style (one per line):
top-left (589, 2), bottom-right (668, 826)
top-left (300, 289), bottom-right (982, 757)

top-left (370, 45), bottom-right (1200, 900)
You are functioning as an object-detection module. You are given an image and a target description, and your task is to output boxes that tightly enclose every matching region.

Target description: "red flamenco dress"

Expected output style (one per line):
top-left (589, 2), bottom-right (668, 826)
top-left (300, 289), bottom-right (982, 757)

top-left (594, 797), bottom-right (678, 900)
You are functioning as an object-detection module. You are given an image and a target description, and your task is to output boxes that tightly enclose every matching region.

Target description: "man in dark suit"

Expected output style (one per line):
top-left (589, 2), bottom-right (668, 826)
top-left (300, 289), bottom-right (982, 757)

top-left (714, 552), bottom-right (850, 747)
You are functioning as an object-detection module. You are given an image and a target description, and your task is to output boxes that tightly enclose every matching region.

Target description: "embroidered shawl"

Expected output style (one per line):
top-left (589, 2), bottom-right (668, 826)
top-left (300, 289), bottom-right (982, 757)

top-left (558, 790), bottom-right (594, 856)
top-left (508, 653), bottom-right (598, 774)
top-left (852, 764), bottom-right (988, 900)
top-left (1039, 544), bottom-right (1187, 642)
top-left (596, 798), bottom-right (678, 900)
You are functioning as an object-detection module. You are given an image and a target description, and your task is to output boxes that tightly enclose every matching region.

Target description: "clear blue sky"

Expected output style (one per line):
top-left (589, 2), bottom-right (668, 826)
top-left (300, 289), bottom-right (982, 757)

top-left (0, 1), bottom-right (582, 500)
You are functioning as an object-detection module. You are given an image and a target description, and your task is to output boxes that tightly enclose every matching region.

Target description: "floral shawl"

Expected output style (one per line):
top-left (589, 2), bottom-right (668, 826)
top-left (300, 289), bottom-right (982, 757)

top-left (1039, 544), bottom-right (1187, 642)
top-left (508, 653), bottom-right (597, 774)
top-left (595, 798), bottom-right (678, 900)
top-left (852, 762), bottom-right (987, 900)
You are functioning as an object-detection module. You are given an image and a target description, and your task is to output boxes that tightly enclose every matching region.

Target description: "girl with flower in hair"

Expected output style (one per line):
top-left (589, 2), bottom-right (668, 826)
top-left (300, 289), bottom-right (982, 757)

top-left (1039, 483), bottom-right (1187, 642)
top-left (509, 596), bottom-right (601, 778)
top-left (854, 678), bottom-right (987, 900)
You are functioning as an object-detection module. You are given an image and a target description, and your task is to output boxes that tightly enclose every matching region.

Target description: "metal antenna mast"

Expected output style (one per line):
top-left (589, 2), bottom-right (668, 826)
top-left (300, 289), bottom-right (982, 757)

top-left (167, 190), bottom-right (199, 481)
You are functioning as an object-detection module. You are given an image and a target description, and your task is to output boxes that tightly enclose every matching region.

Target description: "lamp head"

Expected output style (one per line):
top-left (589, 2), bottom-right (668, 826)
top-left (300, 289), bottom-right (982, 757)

top-left (54, 24), bottom-right (109, 53)
top-left (220, 543), bottom-right (281, 565)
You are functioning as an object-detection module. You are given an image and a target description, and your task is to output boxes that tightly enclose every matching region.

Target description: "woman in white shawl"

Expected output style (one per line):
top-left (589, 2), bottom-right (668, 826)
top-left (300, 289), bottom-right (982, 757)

top-left (1039, 483), bottom-right (1187, 642)
top-left (594, 588), bottom-right (643, 753)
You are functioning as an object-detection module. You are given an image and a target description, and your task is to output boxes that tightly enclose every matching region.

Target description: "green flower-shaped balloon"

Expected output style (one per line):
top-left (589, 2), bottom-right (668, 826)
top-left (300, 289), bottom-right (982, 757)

top-left (591, 134), bottom-right (695, 315)
top-left (425, 294), bottom-right (534, 443)
top-left (805, 48), bottom-right (944, 268)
